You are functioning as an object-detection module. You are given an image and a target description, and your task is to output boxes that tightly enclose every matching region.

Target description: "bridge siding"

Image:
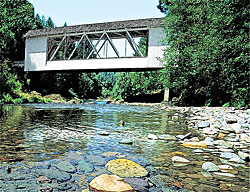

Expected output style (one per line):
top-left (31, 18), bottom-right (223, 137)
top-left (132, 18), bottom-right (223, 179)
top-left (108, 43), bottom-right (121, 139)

top-left (25, 25), bottom-right (166, 71)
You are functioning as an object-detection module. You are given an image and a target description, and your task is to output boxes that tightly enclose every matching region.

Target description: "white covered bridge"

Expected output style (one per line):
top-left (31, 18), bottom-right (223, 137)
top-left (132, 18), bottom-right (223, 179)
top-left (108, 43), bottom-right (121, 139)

top-left (24, 17), bottom-right (166, 71)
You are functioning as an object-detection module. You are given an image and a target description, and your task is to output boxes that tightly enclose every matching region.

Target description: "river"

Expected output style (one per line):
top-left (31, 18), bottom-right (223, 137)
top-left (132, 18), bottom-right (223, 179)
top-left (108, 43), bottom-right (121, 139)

top-left (0, 103), bottom-right (249, 191)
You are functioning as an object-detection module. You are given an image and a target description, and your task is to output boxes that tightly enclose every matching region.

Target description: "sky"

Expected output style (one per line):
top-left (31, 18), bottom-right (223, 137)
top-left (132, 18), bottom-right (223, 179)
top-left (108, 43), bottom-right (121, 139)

top-left (28, 0), bottom-right (165, 27)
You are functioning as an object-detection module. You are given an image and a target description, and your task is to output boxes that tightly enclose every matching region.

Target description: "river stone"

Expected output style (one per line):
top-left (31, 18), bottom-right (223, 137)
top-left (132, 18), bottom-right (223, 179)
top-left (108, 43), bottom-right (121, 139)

top-left (98, 131), bottom-right (110, 136)
top-left (35, 168), bottom-right (72, 182)
top-left (86, 155), bottom-right (106, 166)
top-left (230, 123), bottom-right (242, 134)
top-left (89, 174), bottom-right (135, 192)
top-left (102, 152), bottom-right (122, 158)
top-left (218, 165), bottom-right (233, 172)
top-left (220, 152), bottom-right (240, 159)
top-left (105, 159), bottom-right (148, 177)
top-left (213, 172), bottom-right (235, 177)
top-left (158, 134), bottom-right (176, 141)
top-left (202, 162), bottom-right (219, 172)
top-left (148, 134), bottom-right (158, 140)
top-left (77, 160), bottom-right (94, 173)
top-left (214, 140), bottom-right (233, 148)
top-left (204, 137), bottom-right (214, 145)
top-left (171, 156), bottom-right (190, 163)
top-left (66, 152), bottom-right (84, 161)
top-left (124, 178), bottom-right (149, 192)
top-left (119, 139), bottom-right (133, 145)
top-left (55, 161), bottom-right (76, 173)
top-left (196, 121), bottom-right (210, 128)
top-left (183, 141), bottom-right (207, 148)
top-left (238, 151), bottom-right (250, 160)
top-left (229, 157), bottom-right (245, 164)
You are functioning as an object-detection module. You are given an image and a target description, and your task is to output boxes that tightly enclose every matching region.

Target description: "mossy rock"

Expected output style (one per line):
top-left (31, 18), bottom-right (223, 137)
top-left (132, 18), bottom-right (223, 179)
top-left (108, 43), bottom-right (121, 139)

top-left (105, 159), bottom-right (148, 177)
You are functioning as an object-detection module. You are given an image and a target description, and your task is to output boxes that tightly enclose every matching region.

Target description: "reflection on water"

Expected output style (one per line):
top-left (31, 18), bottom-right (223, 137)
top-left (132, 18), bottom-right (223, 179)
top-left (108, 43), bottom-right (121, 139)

top-left (0, 103), bottom-right (249, 191)
top-left (0, 103), bottom-right (184, 163)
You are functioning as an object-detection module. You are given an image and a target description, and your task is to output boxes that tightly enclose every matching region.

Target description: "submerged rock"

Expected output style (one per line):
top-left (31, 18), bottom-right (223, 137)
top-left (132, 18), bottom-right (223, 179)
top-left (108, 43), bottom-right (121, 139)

top-left (55, 161), bottom-right (76, 173)
top-left (98, 131), bottom-right (110, 136)
top-left (105, 159), bottom-right (148, 177)
top-left (89, 174), bottom-right (134, 192)
top-left (158, 134), bottom-right (176, 141)
top-left (119, 139), bottom-right (133, 145)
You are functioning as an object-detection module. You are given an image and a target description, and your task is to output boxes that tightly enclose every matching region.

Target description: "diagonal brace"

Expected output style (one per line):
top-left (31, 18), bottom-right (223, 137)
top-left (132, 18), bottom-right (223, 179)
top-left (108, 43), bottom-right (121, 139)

top-left (85, 34), bottom-right (101, 58)
top-left (49, 35), bottom-right (66, 61)
top-left (87, 32), bottom-right (105, 59)
top-left (105, 32), bottom-right (120, 58)
top-left (68, 33), bottom-right (85, 60)
top-left (125, 30), bottom-right (144, 57)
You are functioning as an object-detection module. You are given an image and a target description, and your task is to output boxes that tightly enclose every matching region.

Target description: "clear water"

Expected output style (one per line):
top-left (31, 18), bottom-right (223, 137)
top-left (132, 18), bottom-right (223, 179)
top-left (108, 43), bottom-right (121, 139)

top-left (0, 104), bottom-right (249, 191)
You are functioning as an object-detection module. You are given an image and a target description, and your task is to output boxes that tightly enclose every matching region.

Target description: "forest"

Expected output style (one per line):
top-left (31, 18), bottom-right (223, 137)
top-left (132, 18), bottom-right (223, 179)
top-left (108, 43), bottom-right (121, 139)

top-left (0, 0), bottom-right (249, 108)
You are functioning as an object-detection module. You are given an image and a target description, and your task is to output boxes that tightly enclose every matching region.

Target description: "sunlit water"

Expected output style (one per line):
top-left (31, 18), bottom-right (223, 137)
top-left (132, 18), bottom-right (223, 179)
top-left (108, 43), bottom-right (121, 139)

top-left (0, 104), bottom-right (249, 191)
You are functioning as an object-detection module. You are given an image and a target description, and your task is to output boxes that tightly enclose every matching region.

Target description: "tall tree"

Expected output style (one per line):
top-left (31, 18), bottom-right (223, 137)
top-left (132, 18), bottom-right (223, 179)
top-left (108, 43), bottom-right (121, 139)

top-left (35, 13), bottom-right (43, 29)
top-left (0, 0), bottom-right (36, 61)
top-left (158, 0), bottom-right (250, 107)
top-left (46, 17), bottom-right (55, 28)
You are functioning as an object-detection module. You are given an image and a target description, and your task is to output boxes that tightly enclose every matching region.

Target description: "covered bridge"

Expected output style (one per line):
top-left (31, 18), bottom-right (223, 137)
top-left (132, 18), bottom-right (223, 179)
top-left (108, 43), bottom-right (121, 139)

top-left (24, 17), bottom-right (166, 71)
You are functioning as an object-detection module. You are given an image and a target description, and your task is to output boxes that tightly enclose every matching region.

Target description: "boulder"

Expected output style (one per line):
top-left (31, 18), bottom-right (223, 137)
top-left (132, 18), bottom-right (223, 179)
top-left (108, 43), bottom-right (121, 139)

top-left (105, 159), bottom-right (148, 177)
top-left (89, 174), bottom-right (134, 192)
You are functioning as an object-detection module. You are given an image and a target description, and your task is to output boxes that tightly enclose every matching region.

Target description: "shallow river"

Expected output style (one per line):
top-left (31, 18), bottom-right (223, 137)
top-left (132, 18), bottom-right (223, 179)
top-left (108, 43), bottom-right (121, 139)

top-left (0, 103), bottom-right (249, 191)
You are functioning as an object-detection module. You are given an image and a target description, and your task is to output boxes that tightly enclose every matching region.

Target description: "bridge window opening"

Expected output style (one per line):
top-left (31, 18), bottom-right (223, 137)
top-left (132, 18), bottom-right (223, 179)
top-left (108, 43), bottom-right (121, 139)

top-left (47, 29), bottom-right (148, 61)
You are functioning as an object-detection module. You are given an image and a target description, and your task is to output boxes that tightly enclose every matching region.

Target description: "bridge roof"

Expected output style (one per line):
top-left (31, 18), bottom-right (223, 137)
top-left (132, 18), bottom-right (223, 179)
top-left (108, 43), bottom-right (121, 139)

top-left (24, 17), bottom-right (164, 38)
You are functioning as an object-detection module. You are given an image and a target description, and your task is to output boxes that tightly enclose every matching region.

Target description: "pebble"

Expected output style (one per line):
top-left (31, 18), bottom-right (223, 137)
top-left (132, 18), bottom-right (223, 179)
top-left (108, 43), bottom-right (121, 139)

top-left (148, 134), bottom-right (158, 140)
top-left (119, 139), bottom-right (133, 145)
top-left (171, 156), bottom-right (190, 163)
top-left (98, 131), bottom-right (110, 136)
top-left (213, 172), bottom-right (235, 177)
top-left (202, 162), bottom-right (219, 172)
top-left (220, 152), bottom-right (240, 159)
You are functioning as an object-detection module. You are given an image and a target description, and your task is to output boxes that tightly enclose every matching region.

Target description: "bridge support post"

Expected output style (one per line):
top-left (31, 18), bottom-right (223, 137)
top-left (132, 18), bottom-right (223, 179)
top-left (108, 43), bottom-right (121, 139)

top-left (164, 88), bottom-right (169, 102)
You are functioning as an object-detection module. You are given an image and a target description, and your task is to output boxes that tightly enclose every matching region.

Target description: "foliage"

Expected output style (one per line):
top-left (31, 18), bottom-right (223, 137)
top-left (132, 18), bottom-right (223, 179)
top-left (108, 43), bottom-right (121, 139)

top-left (158, 0), bottom-right (250, 107)
top-left (0, 60), bottom-right (22, 98)
top-left (0, 0), bottom-right (37, 61)
top-left (111, 71), bottom-right (166, 99)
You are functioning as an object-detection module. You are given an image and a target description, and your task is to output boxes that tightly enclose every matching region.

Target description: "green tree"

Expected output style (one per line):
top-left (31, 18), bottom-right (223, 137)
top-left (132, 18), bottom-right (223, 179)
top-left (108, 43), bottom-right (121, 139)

top-left (35, 13), bottom-right (43, 29)
top-left (46, 17), bottom-right (55, 28)
top-left (0, 0), bottom-right (36, 61)
top-left (158, 0), bottom-right (250, 107)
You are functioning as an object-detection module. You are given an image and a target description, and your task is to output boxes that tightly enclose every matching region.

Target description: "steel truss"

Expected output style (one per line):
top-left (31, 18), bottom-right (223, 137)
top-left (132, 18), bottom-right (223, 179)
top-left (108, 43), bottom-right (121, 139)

top-left (47, 29), bottom-right (148, 61)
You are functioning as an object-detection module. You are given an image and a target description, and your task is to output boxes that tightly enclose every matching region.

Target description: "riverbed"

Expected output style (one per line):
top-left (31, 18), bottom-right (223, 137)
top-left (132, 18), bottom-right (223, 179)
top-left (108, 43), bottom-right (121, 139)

top-left (0, 103), bottom-right (249, 191)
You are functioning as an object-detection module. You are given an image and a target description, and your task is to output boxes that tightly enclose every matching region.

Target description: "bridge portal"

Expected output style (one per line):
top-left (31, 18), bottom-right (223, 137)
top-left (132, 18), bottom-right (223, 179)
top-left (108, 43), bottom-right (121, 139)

top-left (24, 18), bottom-right (166, 71)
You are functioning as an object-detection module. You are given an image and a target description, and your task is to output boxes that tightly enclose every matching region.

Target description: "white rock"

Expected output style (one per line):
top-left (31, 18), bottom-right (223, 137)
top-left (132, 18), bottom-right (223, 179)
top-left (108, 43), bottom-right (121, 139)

top-left (229, 157), bottom-right (245, 164)
top-left (202, 162), bottom-right (219, 172)
top-left (171, 156), bottom-right (190, 163)
top-left (218, 165), bottom-right (233, 172)
top-left (148, 134), bottom-right (158, 140)
top-left (213, 172), bottom-right (235, 177)
top-left (192, 149), bottom-right (203, 153)
top-left (190, 137), bottom-right (200, 142)
top-left (238, 151), bottom-right (250, 160)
